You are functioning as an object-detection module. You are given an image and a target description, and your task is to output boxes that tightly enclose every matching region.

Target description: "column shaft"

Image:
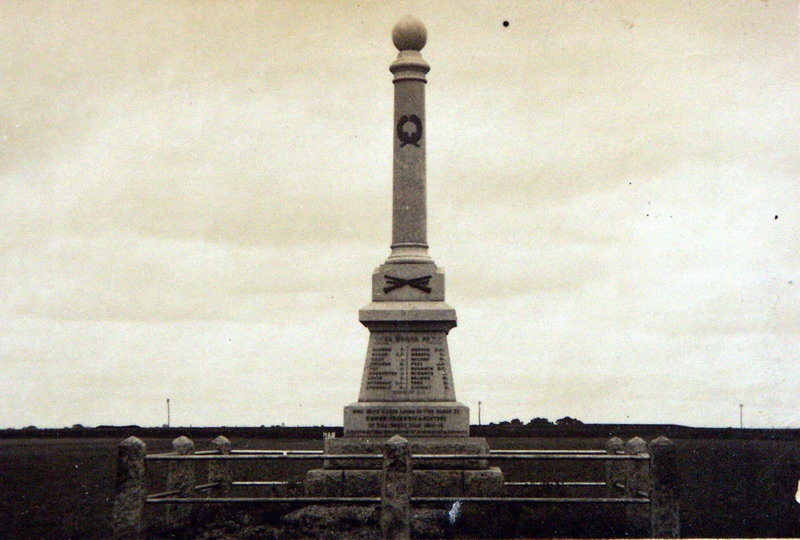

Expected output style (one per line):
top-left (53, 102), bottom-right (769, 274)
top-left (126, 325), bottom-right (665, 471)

top-left (388, 51), bottom-right (430, 263)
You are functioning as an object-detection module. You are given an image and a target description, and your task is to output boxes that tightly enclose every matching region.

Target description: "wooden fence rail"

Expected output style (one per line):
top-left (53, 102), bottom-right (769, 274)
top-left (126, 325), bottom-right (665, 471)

top-left (112, 434), bottom-right (679, 539)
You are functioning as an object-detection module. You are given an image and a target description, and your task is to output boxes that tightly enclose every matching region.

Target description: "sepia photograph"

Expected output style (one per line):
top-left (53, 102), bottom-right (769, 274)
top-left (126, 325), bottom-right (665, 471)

top-left (1, 1), bottom-right (798, 537)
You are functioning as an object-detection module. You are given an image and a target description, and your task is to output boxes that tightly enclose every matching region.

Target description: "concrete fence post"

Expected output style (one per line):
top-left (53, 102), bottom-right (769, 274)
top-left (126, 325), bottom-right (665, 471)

top-left (208, 435), bottom-right (232, 497)
top-left (624, 436), bottom-right (649, 536)
top-left (112, 436), bottom-right (147, 539)
top-left (166, 435), bottom-right (195, 529)
top-left (605, 436), bottom-right (625, 497)
top-left (381, 434), bottom-right (412, 540)
top-left (649, 436), bottom-right (679, 538)
top-left (201, 435), bottom-right (232, 523)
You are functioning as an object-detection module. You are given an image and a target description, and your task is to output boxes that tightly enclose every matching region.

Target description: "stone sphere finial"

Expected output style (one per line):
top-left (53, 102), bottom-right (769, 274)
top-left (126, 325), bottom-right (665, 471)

top-left (392, 15), bottom-right (427, 51)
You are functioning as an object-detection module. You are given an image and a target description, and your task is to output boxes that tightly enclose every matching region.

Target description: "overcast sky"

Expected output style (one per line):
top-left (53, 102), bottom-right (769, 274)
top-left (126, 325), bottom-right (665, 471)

top-left (1, 1), bottom-right (798, 429)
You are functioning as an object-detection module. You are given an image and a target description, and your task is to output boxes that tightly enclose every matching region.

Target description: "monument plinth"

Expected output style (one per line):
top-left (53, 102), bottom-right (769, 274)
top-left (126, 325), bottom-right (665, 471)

top-left (306, 15), bottom-right (503, 499)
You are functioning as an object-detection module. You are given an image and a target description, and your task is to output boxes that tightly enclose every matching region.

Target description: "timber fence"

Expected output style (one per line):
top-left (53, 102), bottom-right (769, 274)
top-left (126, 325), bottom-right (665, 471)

top-left (112, 434), bottom-right (679, 539)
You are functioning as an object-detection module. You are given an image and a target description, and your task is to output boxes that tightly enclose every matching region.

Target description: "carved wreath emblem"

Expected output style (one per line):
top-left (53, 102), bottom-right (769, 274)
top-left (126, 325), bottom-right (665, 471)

top-left (396, 115), bottom-right (423, 147)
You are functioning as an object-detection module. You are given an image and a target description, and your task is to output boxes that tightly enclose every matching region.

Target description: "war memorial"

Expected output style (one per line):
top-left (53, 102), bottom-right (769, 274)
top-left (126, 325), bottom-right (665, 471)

top-left (111, 16), bottom-right (681, 540)
top-left (305, 15), bottom-right (505, 500)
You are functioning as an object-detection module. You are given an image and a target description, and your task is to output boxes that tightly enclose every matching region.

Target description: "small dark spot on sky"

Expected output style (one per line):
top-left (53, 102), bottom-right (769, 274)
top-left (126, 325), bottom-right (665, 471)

top-left (775, 215), bottom-right (779, 220)
top-left (503, 20), bottom-right (509, 27)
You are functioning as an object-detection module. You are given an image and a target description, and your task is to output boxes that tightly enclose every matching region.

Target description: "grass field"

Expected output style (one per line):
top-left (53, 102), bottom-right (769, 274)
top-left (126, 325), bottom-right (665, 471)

top-left (1, 435), bottom-right (798, 538)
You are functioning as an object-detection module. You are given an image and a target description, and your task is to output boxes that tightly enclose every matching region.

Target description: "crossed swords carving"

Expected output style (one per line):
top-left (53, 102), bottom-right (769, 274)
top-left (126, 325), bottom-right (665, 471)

top-left (383, 274), bottom-right (432, 294)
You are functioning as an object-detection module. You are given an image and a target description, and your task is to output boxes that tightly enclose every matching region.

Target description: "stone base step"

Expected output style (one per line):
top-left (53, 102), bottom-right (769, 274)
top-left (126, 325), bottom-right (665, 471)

top-left (323, 436), bottom-right (490, 469)
top-left (305, 467), bottom-right (504, 497)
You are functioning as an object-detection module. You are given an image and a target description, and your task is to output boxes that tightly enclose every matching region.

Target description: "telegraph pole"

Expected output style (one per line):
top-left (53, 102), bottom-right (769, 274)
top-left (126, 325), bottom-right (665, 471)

top-left (167, 398), bottom-right (171, 428)
top-left (739, 403), bottom-right (743, 429)
top-left (478, 401), bottom-right (482, 426)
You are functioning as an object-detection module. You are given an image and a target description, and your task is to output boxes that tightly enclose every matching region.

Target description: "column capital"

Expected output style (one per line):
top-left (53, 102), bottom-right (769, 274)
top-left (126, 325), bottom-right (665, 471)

top-left (390, 50), bottom-right (430, 82)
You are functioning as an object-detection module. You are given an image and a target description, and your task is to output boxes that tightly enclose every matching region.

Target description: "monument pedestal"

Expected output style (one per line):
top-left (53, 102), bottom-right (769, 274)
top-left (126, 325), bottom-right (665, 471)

top-left (305, 270), bottom-right (506, 498)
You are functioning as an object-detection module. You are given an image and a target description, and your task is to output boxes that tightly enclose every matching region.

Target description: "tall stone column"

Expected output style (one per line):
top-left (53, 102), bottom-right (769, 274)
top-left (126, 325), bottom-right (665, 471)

top-left (344, 15), bottom-right (467, 439)
top-left (388, 16), bottom-right (430, 264)
top-left (308, 16), bottom-right (503, 506)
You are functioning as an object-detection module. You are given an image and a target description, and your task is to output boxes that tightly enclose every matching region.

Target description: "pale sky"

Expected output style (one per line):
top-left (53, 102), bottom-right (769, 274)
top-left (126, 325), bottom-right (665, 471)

top-left (1, 1), bottom-right (798, 429)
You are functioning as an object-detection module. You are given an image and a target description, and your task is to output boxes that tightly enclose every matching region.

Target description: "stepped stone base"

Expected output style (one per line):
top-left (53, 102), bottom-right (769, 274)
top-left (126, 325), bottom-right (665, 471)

top-left (305, 436), bottom-right (504, 497)
top-left (306, 466), bottom-right (504, 497)
top-left (323, 437), bottom-right (489, 469)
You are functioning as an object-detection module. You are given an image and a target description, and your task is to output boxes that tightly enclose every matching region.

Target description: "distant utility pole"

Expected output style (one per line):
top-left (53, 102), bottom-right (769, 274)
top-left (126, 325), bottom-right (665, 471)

top-left (739, 403), bottom-right (743, 429)
top-left (478, 401), bottom-right (482, 426)
top-left (167, 398), bottom-right (171, 428)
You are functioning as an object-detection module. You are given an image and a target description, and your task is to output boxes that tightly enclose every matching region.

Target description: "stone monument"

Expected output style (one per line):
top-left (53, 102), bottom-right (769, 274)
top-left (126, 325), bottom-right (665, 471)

top-left (306, 16), bottom-right (504, 499)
